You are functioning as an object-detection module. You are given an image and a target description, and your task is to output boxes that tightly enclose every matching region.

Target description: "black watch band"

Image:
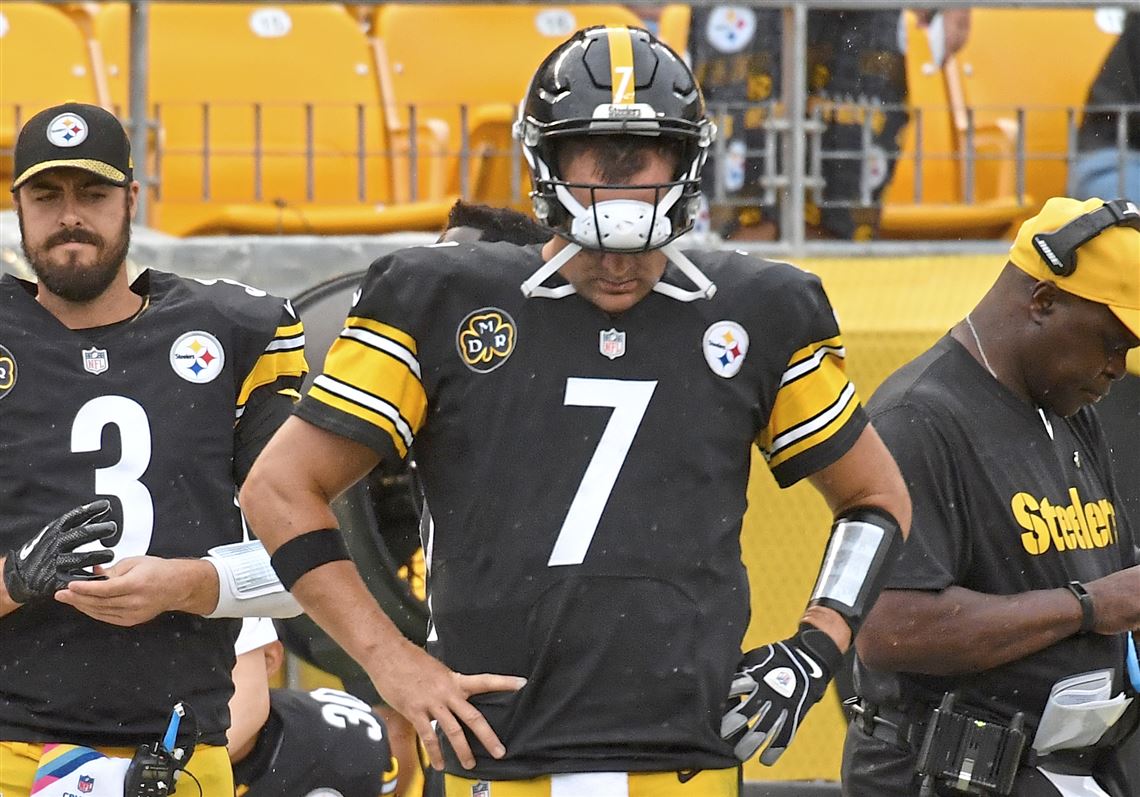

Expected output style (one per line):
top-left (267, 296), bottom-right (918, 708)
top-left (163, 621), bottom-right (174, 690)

top-left (1065, 581), bottom-right (1096, 634)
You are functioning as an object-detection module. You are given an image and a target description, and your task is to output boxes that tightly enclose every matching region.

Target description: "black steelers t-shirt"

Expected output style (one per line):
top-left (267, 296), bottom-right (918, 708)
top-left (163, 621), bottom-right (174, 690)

top-left (858, 334), bottom-right (1136, 735)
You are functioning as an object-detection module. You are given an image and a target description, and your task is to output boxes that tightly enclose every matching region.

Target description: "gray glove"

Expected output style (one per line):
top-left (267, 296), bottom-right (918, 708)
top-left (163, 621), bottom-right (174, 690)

top-left (721, 625), bottom-right (842, 765)
top-left (3, 500), bottom-right (117, 604)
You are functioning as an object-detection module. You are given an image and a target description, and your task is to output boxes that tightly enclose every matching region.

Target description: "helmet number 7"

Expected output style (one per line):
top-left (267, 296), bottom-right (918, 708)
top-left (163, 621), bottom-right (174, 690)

top-left (547, 377), bottom-right (657, 566)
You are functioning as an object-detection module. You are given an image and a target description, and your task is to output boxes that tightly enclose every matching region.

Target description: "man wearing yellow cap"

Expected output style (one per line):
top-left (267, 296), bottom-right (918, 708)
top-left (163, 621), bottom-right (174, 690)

top-left (842, 196), bottom-right (1140, 797)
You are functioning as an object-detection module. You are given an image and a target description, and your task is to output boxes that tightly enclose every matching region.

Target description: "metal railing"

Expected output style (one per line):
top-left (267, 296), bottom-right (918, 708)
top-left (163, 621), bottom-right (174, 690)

top-left (4, 1), bottom-right (1133, 255)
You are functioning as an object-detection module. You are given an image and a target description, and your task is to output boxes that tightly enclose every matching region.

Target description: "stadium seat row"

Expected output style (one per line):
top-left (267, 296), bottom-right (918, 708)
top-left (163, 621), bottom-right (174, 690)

top-left (0, 2), bottom-right (646, 235)
top-left (0, 3), bottom-right (1121, 239)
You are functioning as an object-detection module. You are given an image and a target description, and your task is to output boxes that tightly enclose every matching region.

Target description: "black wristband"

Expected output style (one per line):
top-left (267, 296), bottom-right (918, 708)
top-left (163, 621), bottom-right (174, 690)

top-left (1065, 580), bottom-right (1096, 634)
top-left (270, 528), bottom-right (351, 590)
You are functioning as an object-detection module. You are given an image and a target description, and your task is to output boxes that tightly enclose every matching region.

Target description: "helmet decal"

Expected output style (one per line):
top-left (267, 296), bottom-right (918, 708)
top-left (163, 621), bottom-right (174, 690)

top-left (605, 26), bottom-right (636, 106)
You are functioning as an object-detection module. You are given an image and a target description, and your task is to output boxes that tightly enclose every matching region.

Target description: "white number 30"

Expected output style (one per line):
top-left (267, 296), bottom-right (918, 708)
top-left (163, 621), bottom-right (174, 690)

top-left (310, 687), bottom-right (385, 742)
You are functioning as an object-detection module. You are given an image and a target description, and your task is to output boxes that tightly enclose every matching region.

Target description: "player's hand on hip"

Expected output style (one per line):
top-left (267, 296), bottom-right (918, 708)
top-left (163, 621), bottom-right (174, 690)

top-left (368, 640), bottom-right (526, 771)
top-left (54, 555), bottom-right (218, 625)
top-left (2, 500), bottom-right (116, 605)
top-left (720, 625), bottom-right (842, 765)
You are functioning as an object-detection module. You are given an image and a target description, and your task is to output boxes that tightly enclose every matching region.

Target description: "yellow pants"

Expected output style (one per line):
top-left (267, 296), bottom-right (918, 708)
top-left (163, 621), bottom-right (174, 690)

top-left (445, 768), bottom-right (740, 797)
top-left (0, 741), bottom-right (233, 797)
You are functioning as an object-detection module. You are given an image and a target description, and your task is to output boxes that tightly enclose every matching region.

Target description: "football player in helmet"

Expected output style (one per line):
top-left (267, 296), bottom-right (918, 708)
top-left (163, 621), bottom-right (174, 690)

top-left (242, 27), bottom-right (911, 797)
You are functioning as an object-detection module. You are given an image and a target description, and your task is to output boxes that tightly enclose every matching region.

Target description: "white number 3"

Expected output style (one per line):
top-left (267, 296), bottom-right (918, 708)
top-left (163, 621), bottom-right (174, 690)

top-left (70, 396), bottom-right (155, 563)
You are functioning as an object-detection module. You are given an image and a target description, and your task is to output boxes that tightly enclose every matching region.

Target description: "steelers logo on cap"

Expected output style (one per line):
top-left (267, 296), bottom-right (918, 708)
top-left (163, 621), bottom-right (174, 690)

top-left (46, 113), bottom-right (89, 148)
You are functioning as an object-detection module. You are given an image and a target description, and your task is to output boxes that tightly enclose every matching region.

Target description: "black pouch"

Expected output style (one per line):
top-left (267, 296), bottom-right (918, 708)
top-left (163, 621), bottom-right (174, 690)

top-left (915, 692), bottom-right (1030, 796)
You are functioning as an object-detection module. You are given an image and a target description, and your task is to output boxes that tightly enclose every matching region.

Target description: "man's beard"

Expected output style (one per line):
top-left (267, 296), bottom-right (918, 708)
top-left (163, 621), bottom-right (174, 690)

top-left (19, 210), bottom-right (132, 303)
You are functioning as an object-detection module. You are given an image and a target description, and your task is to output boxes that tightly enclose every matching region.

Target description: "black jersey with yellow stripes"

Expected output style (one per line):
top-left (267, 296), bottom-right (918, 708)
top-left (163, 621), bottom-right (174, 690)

top-left (295, 241), bottom-right (866, 776)
top-left (0, 270), bottom-right (306, 747)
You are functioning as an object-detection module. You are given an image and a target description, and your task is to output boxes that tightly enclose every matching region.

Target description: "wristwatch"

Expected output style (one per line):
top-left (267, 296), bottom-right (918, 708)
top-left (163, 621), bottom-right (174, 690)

top-left (1065, 580), bottom-right (1096, 634)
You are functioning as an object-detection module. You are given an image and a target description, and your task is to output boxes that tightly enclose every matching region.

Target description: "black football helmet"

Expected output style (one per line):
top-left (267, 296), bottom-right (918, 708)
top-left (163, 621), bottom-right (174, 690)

top-left (514, 26), bottom-right (718, 301)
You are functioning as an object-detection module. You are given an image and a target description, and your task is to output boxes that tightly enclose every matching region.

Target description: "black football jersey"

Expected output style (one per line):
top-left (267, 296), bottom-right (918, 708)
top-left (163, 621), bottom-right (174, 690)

top-left (233, 688), bottom-right (397, 797)
top-left (0, 270), bottom-right (306, 746)
top-left (294, 241), bottom-right (868, 776)
top-left (857, 336), bottom-right (1138, 737)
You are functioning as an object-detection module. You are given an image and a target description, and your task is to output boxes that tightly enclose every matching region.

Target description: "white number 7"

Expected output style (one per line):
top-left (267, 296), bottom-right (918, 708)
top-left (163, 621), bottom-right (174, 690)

top-left (547, 378), bottom-right (657, 566)
top-left (614, 65), bottom-right (635, 104)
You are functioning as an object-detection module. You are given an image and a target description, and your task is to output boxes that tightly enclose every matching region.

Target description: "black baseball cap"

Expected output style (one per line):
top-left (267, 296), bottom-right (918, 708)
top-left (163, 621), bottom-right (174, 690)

top-left (11, 102), bottom-right (133, 191)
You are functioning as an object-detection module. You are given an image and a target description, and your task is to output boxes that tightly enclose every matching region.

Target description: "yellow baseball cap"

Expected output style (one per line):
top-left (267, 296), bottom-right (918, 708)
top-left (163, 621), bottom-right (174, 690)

top-left (1009, 196), bottom-right (1140, 339)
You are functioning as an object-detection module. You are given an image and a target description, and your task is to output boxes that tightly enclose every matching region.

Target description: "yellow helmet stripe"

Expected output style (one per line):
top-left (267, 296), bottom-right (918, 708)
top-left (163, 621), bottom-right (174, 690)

top-left (605, 27), bottom-right (636, 105)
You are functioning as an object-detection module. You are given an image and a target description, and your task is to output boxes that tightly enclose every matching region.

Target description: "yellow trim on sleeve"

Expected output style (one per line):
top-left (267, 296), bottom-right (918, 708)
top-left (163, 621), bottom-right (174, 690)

top-left (345, 316), bottom-right (417, 354)
top-left (307, 382), bottom-right (410, 459)
top-left (237, 348), bottom-right (307, 408)
top-left (765, 389), bottom-right (861, 470)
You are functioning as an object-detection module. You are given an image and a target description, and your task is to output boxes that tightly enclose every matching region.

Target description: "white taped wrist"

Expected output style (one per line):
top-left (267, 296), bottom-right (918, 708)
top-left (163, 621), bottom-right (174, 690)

top-left (203, 540), bottom-right (302, 619)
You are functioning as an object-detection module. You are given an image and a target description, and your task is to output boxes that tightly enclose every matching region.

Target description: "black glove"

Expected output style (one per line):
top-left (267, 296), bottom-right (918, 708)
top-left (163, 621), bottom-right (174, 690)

top-left (3, 500), bottom-right (117, 604)
top-left (720, 624), bottom-right (843, 765)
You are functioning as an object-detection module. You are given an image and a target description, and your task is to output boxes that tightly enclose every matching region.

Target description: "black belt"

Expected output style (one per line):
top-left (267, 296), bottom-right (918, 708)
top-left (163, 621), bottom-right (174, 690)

top-left (848, 699), bottom-right (929, 751)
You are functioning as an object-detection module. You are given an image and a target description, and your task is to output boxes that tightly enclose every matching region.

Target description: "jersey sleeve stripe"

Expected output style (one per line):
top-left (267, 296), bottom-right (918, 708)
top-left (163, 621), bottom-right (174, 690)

top-left (340, 326), bottom-right (421, 379)
top-left (309, 374), bottom-right (415, 456)
top-left (236, 346), bottom-right (309, 409)
top-left (759, 332), bottom-right (860, 456)
top-left (265, 333), bottom-right (305, 353)
top-left (317, 332), bottom-right (427, 428)
top-left (780, 340), bottom-right (846, 387)
top-left (764, 381), bottom-right (860, 467)
top-left (346, 316), bottom-right (417, 354)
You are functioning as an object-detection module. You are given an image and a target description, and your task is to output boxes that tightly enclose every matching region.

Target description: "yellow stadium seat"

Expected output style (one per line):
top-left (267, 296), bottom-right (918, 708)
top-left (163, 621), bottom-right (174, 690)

top-left (950, 7), bottom-right (1118, 208)
top-left (371, 4), bottom-right (644, 209)
top-left (655, 5), bottom-right (692, 56)
top-left (880, 10), bottom-right (1034, 239)
top-left (0, 2), bottom-right (102, 205)
top-left (92, 2), bottom-right (453, 236)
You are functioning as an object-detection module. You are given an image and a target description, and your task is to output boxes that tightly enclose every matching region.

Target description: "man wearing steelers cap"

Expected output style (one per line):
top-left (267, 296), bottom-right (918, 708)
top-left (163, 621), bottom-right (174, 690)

top-left (1, 103), bottom-right (308, 796)
top-left (843, 197), bottom-right (1140, 797)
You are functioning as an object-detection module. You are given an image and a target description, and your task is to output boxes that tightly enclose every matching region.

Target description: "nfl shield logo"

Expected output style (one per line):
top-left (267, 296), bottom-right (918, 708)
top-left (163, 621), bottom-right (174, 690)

top-left (599, 328), bottom-right (626, 360)
top-left (473, 780), bottom-right (491, 797)
top-left (78, 774), bottom-right (95, 793)
top-left (82, 347), bottom-right (109, 375)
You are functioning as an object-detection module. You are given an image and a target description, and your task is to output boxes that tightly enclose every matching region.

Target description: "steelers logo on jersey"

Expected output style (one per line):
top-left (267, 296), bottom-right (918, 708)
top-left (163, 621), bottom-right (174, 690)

top-left (456, 308), bottom-right (516, 373)
top-left (169, 330), bottom-right (225, 383)
top-left (703, 320), bottom-right (749, 378)
top-left (0, 343), bottom-right (17, 400)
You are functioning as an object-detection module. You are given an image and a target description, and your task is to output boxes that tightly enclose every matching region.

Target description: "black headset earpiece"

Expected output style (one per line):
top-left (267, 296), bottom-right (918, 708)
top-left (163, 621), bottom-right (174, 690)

top-left (1031, 199), bottom-right (1140, 277)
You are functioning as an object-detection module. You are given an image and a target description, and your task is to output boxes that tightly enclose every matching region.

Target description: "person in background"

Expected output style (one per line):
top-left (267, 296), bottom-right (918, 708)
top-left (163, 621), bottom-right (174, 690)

top-left (228, 617), bottom-right (399, 797)
top-left (1070, 12), bottom-right (1140, 204)
top-left (689, 6), bottom-right (970, 241)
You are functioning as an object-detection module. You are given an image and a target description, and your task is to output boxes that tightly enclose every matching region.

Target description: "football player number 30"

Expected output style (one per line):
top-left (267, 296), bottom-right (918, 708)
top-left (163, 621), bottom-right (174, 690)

top-left (71, 396), bottom-right (155, 563)
top-left (547, 378), bottom-right (657, 567)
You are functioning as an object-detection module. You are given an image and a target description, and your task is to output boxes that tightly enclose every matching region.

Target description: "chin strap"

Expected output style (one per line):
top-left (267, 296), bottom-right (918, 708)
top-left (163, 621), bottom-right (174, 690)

top-left (519, 241), bottom-right (582, 299)
top-left (520, 240), bottom-right (716, 302)
top-left (654, 243), bottom-right (717, 302)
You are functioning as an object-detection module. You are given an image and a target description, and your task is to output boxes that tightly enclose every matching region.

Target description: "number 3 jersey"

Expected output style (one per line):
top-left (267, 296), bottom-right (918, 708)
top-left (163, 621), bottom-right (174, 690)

top-left (295, 242), bottom-right (868, 776)
top-left (0, 270), bottom-right (306, 746)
